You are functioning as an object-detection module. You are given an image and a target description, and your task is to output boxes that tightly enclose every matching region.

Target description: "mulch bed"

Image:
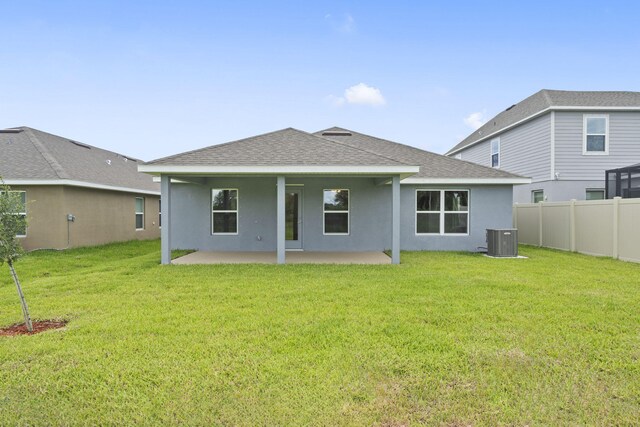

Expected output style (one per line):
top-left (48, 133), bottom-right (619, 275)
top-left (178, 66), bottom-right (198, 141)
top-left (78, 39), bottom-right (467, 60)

top-left (0, 320), bottom-right (67, 337)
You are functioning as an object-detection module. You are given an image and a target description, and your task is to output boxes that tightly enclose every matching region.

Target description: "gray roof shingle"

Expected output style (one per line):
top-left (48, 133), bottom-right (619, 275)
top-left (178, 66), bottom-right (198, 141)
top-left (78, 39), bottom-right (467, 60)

top-left (448, 89), bottom-right (640, 154)
top-left (144, 126), bottom-right (523, 180)
top-left (315, 127), bottom-right (523, 179)
top-left (0, 127), bottom-right (159, 193)
top-left (146, 128), bottom-right (411, 167)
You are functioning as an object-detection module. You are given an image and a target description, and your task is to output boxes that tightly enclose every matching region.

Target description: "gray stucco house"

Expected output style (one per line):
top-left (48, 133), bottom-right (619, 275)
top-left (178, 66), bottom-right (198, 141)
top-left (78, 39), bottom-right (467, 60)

top-left (446, 90), bottom-right (640, 203)
top-left (139, 127), bottom-right (528, 264)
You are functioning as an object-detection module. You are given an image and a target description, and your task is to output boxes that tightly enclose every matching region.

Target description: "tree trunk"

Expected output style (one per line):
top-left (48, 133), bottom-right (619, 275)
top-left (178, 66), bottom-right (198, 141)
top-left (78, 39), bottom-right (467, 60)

top-left (8, 260), bottom-right (33, 332)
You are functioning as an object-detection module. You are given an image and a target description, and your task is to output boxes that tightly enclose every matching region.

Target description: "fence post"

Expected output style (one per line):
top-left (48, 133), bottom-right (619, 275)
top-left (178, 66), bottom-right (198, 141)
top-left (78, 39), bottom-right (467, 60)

top-left (538, 201), bottom-right (543, 247)
top-left (612, 197), bottom-right (621, 259)
top-left (569, 199), bottom-right (576, 252)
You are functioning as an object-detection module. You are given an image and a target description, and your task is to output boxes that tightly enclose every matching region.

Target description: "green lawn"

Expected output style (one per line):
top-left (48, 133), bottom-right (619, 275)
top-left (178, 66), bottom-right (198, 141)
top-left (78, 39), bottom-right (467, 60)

top-left (1, 240), bottom-right (639, 425)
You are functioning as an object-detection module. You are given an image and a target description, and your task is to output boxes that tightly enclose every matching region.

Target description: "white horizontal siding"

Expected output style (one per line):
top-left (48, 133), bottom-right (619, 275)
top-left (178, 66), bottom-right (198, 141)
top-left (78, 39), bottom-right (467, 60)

top-left (456, 113), bottom-right (551, 181)
top-left (555, 112), bottom-right (640, 180)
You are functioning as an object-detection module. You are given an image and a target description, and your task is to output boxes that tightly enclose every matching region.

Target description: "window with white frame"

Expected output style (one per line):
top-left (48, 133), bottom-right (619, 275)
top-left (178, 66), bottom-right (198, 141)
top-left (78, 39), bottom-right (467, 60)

top-left (158, 199), bottom-right (162, 228)
top-left (586, 188), bottom-right (605, 200)
top-left (135, 197), bottom-right (145, 230)
top-left (212, 189), bottom-right (238, 234)
top-left (490, 138), bottom-right (500, 167)
top-left (416, 190), bottom-right (469, 235)
top-left (323, 189), bottom-right (349, 234)
top-left (1, 191), bottom-right (27, 237)
top-left (584, 115), bottom-right (608, 154)
top-left (531, 190), bottom-right (544, 203)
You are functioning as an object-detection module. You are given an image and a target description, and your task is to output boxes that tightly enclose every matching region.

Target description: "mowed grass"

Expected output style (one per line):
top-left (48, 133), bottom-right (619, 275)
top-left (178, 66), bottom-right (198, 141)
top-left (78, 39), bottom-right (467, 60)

top-left (1, 241), bottom-right (639, 425)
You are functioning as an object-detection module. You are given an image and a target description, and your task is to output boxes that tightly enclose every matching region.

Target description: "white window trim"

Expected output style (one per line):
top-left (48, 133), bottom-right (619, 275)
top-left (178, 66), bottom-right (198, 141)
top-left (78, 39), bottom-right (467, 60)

top-left (531, 189), bottom-right (544, 203)
top-left (490, 137), bottom-right (500, 168)
top-left (1, 190), bottom-right (27, 237)
top-left (323, 189), bottom-right (350, 236)
top-left (158, 199), bottom-right (162, 229)
top-left (583, 114), bottom-right (609, 155)
top-left (211, 188), bottom-right (239, 235)
top-left (135, 197), bottom-right (145, 231)
top-left (415, 189), bottom-right (470, 236)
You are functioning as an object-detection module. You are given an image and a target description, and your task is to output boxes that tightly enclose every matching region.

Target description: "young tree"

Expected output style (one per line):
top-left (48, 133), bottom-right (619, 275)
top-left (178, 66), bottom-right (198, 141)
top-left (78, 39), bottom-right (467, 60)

top-left (0, 179), bottom-right (32, 332)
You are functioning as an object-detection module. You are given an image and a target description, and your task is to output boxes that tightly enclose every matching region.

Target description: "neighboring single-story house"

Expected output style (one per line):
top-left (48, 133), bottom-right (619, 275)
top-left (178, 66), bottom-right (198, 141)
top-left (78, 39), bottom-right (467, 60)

top-left (0, 127), bottom-right (161, 250)
top-left (139, 127), bottom-right (529, 264)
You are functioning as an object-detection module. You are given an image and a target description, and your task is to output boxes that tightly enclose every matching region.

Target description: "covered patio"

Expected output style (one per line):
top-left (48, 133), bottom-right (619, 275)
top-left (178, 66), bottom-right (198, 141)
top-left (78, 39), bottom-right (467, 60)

top-left (171, 250), bottom-right (392, 265)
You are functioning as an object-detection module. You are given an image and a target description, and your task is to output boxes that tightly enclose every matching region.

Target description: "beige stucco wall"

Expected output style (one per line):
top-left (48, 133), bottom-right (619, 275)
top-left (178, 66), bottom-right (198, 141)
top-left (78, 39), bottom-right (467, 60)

top-left (13, 185), bottom-right (160, 250)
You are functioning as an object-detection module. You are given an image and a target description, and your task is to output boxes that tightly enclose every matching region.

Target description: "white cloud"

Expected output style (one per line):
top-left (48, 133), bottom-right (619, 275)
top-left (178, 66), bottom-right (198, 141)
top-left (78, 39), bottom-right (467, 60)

top-left (325, 13), bottom-right (356, 33)
top-left (328, 83), bottom-right (386, 107)
top-left (463, 111), bottom-right (485, 130)
top-left (340, 14), bottom-right (355, 33)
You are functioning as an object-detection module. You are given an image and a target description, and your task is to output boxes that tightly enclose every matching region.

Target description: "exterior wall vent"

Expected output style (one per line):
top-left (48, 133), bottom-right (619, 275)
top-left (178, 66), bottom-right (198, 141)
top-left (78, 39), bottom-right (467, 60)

top-left (322, 131), bottom-right (352, 136)
top-left (486, 229), bottom-right (518, 257)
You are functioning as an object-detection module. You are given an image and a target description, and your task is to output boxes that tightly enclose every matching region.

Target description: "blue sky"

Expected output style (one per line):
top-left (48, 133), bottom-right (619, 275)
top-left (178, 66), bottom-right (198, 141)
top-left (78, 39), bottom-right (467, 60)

top-left (2, 0), bottom-right (639, 160)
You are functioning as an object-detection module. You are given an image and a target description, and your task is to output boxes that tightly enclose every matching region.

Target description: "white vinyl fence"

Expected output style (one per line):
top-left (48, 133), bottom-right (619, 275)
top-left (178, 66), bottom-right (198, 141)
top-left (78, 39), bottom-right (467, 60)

top-left (513, 197), bottom-right (640, 263)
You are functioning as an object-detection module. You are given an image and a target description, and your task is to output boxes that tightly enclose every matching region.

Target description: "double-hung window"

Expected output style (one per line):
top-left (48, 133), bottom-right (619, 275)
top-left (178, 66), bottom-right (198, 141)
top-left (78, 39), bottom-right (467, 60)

top-left (1, 191), bottom-right (27, 237)
top-left (135, 197), bottom-right (145, 230)
top-left (212, 189), bottom-right (238, 234)
top-left (323, 189), bottom-right (349, 234)
top-left (416, 190), bottom-right (469, 235)
top-left (490, 138), bottom-right (500, 167)
top-left (584, 114), bottom-right (609, 154)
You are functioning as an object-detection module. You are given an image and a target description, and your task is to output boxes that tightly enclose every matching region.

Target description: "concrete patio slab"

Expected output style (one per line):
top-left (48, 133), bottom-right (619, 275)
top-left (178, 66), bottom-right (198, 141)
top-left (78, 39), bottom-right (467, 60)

top-left (171, 251), bottom-right (391, 265)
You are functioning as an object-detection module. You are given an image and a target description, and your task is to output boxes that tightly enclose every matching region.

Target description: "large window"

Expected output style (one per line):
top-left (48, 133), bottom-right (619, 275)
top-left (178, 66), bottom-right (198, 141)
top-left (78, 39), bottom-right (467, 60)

top-left (323, 189), bottom-right (349, 235)
top-left (416, 190), bottom-right (469, 235)
top-left (212, 189), bottom-right (238, 234)
top-left (584, 114), bottom-right (609, 154)
top-left (135, 197), bottom-right (145, 230)
top-left (490, 138), bottom-right (500, 167)
top-left (1, 191), bottom-right (27, 237)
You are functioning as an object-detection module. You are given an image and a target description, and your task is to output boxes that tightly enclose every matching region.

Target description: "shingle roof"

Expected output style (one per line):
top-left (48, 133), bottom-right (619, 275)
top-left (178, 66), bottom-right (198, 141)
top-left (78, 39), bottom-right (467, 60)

top-left (0, 127), bottom-right (159, 193)
top-left (447, 89), bottom-right (640, 155)
top-left (144, 126), bottom-right (523, 180)
top-left (315, 127), bottom-right (523, 179)
top-left (145, 128), bottom-right (410, 167)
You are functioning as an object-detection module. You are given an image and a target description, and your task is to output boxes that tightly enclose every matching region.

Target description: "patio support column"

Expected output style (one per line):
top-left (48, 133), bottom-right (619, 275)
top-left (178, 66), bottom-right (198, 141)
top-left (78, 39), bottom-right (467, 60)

top-left (277, 176), bottom-right (286, 264)
top-left (391, 175), bottom-right (401, 264)
top-left (160, 175), bottom-right (172, 265)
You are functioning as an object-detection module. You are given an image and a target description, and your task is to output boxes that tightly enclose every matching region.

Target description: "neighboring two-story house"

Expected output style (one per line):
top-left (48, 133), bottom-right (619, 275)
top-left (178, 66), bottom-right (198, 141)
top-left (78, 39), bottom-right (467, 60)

top-left (446, 90), bottom-right (640, 203)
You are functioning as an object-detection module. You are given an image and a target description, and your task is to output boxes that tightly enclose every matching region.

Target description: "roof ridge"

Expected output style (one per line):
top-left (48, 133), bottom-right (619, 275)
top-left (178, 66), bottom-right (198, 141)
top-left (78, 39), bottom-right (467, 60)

top-left (21, 127), bottom-right (144, 162)
top-left (144, 127), bottom-right (302, 164)
top-left (298, 128), bottom-right (413, 166)
top-left (318, 127), bottom-right (525, 179)
top-left (313, 128), bottom-right (415, 166)
top-left (540, 89), bottom-right (553, 106)
top-left (22, 128), bottom-right (70, 179)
